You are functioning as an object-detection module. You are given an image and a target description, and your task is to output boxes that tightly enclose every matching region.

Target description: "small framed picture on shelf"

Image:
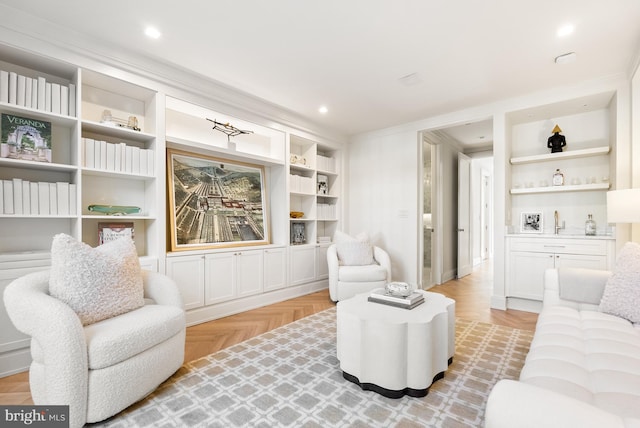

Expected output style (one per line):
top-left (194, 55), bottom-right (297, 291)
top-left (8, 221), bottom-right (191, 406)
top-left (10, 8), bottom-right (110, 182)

top-left (98, 222), bottom-right (134, 245)
top-left (317, 174), bottom-right (328, 195)
top-left (520, 212), bottom-right (543, 234)
top-left (291, 222), bottom-right (306, 245)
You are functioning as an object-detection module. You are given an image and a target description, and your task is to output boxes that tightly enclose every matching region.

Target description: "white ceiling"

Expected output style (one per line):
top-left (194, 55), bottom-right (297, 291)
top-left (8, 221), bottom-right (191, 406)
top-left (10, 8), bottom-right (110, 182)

top-left (1, 0), bottom-right (640, 138)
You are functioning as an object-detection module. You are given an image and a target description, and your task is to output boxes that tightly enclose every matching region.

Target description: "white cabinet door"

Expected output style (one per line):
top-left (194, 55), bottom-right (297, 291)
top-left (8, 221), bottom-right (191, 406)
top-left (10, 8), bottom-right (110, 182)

top-left (290, 245), bottom-right (316, 286)
top-left (264, 247), bottom-right (287, 291)
top-left (166, 255), bottom-right (205, 310)
top-left (204, 253), bottom-right (235, 305)
top-left (236, 250), bottom-right (264, 297)
top-left (316, 244), bottom-right (329, 280)
top-left (555, 253), bottom-right (607, 270)
top-left (508, 251), bottom-right (554, 300)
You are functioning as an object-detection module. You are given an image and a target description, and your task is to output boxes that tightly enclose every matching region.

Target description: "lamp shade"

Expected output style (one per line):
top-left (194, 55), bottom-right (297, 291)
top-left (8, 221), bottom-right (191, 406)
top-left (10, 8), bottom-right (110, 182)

top-left (607, 189), bottom-right (640, 223)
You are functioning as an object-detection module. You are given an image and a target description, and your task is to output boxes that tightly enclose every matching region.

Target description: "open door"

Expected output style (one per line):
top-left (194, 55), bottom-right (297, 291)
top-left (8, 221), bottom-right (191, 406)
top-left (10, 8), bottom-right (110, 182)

top-left (457, 153), bottom-right (472, 278)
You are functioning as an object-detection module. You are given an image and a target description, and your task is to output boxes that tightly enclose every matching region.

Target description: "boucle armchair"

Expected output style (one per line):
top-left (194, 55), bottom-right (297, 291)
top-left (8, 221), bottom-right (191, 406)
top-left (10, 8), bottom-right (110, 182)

top-left (3, 269), bottom-right (186, 428)
top-left (327, 243), bottom-right (391, 302)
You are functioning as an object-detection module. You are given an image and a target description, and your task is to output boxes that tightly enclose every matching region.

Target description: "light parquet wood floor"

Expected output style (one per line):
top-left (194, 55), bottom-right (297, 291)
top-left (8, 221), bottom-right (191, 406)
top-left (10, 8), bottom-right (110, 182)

top-left (0, 259), bottom-right (538, 406)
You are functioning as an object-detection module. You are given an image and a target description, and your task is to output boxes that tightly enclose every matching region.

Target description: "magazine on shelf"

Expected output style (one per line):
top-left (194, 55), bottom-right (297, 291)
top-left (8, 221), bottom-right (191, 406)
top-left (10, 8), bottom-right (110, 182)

top-left (0, 113), bottom-right (52, 162)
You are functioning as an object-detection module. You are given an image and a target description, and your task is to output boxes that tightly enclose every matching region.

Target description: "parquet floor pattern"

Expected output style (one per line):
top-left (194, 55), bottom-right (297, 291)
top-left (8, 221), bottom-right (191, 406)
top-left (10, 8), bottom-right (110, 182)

top-left (0, 260), bottom-right (538, 406)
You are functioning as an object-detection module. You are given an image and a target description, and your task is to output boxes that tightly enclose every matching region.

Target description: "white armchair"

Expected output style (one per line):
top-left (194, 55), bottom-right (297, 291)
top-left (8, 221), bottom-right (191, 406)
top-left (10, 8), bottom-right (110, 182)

top-left (327, 244), bottom-right (392, 301)
top-left (3, 269), bottom-right (186, 428)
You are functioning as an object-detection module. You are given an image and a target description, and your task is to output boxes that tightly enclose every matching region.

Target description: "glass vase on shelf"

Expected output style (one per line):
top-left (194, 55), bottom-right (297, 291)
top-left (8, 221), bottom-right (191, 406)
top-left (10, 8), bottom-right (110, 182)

top-left (552, 169), bottom-right (564, 186)
top-left (585, 214), bottom-right (596, 236)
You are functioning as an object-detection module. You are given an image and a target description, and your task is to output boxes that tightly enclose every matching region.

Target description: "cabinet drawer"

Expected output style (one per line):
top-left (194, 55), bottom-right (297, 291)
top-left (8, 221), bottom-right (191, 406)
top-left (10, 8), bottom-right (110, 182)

top-left (508, 237), bottom-right (608, 255)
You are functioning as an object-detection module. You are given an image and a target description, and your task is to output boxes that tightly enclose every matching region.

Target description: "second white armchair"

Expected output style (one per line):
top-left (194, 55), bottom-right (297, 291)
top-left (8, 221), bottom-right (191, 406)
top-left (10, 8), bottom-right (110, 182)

top-left (327, 242), bottom-right (391, 302)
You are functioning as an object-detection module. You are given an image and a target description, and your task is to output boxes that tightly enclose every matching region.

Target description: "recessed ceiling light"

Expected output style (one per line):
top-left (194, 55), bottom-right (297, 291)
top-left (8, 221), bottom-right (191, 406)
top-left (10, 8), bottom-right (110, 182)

top-left (557, 24), bottom-right (574, 38)
top-left (144, 26), bottom-right (162, 39)
top-left (318, 106), bottom-right (328, 114)
top-left (555, 52), bottom-right (577, 64)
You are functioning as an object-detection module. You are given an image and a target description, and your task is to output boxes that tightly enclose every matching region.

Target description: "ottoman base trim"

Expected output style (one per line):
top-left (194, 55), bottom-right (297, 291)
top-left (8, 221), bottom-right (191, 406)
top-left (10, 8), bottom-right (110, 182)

top-left (342, 357), bottom-right (453, 399)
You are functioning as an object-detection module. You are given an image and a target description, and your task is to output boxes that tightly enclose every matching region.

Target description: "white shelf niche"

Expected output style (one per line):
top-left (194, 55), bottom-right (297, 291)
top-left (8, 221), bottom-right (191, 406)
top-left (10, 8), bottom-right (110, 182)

top-left (165, 97), bottom-right (285, 164)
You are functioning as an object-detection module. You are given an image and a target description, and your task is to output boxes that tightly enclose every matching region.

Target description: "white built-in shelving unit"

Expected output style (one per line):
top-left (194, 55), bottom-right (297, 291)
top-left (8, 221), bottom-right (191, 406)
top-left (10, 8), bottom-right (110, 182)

top-left (0, 43), bottom-right (342, 376)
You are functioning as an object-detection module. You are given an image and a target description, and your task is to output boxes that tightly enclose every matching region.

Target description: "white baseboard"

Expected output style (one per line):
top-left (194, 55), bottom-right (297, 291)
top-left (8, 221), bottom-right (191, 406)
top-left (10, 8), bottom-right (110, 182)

top-left (185, 280), bottom-right (329, 326)
top-left (490, 295), bottom-right (507, 310)
top-left (506, 297), bottom-right (542, 313)
top-left (0, 346), bottom-right (31, 378)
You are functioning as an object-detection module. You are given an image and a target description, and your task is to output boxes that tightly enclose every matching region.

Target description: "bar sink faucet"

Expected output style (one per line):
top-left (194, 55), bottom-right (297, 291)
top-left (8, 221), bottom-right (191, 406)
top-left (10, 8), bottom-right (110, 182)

top-left (554, 210), bottom-right (565, 235)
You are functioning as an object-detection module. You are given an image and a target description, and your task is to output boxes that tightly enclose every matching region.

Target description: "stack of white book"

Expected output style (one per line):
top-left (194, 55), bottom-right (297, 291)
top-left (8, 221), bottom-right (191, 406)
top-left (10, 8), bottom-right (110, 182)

top-left (1, 178), bottom-right (77, 216)
top-left (0, 70), bottom-right (76, 116)
top-left (83, 138), bottom-right (154, 175)
top-left (368, 288), bottom-right (425, 309)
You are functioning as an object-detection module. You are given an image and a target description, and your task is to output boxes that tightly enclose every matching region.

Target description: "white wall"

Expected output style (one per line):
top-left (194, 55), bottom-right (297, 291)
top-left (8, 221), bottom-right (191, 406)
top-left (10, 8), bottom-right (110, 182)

top-left (346, 130), bottom-right (420, 283)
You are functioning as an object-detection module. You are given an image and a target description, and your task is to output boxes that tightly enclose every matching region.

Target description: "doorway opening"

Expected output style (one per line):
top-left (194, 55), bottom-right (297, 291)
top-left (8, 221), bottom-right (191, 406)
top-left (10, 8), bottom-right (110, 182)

top-left (419, 119), bottom-right (494, 287)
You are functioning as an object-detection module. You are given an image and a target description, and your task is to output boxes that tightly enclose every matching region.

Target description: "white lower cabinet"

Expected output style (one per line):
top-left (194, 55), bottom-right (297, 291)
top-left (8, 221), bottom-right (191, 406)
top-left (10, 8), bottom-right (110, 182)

top-left (506, 236), bottom-right (613, 301)
top-left (203, 253), bottom-right (235, 305)
top-left (165, 254), bottom-right (205, 310)
top-left (316, 244), bottom-right (329, 280)
top-left (167, 247), bottom-right (283, 309)
top-left (289, 245), bottom-right (316, 286)
top-left (264, 247), bottom-right (287, 291)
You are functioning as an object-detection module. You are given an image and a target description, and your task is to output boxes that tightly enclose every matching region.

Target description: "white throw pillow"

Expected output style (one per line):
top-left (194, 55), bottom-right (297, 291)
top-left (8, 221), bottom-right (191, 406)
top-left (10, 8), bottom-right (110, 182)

top-left (49, 233), bottom-right (144, 326)
top-left (334, 231), bottom-right (375, 265)
top-left (599, 242), bottom-right (640, 323)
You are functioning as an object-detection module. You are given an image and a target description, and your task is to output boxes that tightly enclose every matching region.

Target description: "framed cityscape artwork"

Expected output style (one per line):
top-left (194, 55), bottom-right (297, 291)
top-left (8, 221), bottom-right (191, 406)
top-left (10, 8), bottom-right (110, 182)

top-left (166, 149), bottom-right (269, 251)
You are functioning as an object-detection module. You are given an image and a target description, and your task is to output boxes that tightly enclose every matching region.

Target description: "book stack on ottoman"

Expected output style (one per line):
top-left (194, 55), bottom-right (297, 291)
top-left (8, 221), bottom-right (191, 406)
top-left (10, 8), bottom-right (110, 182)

top-left (368, 287), bottom-right (424, 309)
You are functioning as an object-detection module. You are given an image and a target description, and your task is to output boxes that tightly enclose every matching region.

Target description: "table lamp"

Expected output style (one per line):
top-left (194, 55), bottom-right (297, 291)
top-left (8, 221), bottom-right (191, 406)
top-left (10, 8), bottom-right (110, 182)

top-left (607, 189), bottom-right (640, 223)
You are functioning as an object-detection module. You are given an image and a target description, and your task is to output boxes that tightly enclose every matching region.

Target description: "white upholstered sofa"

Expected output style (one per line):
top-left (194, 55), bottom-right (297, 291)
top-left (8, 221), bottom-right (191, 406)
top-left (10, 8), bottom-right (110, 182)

top-left (486, 261), bottom-right (640, 428)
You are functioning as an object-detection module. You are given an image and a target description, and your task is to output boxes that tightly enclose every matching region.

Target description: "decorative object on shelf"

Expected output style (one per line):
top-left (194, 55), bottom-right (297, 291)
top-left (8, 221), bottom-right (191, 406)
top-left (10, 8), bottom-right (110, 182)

top-left (100, 109), bottom-right (141, 131)
top-left (585, 214), bottom-right (596, 236)
top-left (291, 222), bottom-right (306, 245)
top-left (547, 124), bottom-right (566, 153)
top-left (317, 174), bottom-right (328, 195)
top-left (385, 281), bottom-right (413, 297)
top-left (98, 222), bottom-right (134, 245)
top-left (368, 287), bottom-right (425, 309)
top-left (520, 212), bottom-right (543, 234)
top-left (167, 149), bottom-right (269, 251)
top-left (552, 168), bottom-right (564, 186)
top-left (206, 118), bottom-right (253, 142)
top-left (290, 154), bottom-right (307, 167)
top-left (0, 113), bottom-right (52, 162)
top-left (290, 211), bottom-right (304, 218)
top-left (88, 205), bottom-right (141, 215)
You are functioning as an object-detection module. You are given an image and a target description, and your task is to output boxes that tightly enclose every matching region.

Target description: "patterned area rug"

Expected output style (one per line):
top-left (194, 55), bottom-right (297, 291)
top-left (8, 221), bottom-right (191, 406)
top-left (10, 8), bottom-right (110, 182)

top-left (94, 307), bottom-right (533, 428)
